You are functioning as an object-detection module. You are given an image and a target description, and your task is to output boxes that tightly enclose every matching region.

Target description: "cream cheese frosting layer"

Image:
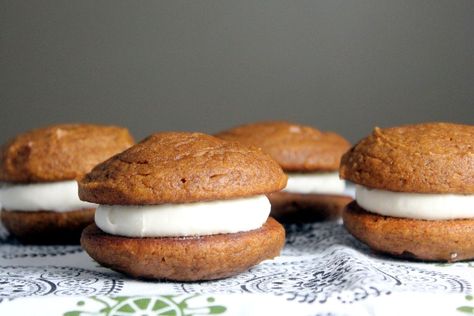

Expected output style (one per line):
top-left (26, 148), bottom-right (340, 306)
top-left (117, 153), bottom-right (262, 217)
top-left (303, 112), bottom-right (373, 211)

top-left (356, 185), bottom-right (474, 220)
top-left (95, 195), bottom-right (271, 237)
top-left (0, 180), bottom-right (96, 212)
top-left (283, 172), bottom-right (346, 194)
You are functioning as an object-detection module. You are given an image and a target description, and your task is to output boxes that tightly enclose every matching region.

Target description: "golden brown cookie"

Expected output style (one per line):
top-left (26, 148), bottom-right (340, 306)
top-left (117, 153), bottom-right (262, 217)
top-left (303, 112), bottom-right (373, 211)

top-left (216, 121), bottom-right (351, 222)
top-left (340, 122), bottom-right (474, 194)
top-left (79, 132), bottom-right (287, 205)
top-left (340, 122), bottom-right (474, 261)
top-left (343, 201), bottom-right (474, 262)
top-left (0, 124), bottom-right (134, 182)
top-left (79, 132), bottom-right (286, 281)
top-left (81, 217), bottom-right (285, 281)
top-left (1, 208), bottom-right (95, 244)
top-left (216, 121), bottom-right (350, 172)
top-left (0, 123), bottom-right (134, 244)
top-left (268, 192), bottom-right (352, 223)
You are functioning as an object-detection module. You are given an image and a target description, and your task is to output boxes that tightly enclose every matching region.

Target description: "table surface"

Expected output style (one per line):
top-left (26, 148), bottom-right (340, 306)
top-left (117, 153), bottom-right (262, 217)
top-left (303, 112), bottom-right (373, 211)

top-left (0, 217), bottom-right (473, 316)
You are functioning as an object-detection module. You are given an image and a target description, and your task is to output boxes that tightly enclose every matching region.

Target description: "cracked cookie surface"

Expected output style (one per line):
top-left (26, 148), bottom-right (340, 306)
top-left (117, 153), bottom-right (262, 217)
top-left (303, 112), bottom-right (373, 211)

top-left (79, 132), bottom-right (287, 204)
top-left (340, 122), bottom-right (474, 193)
top-left (216, 121), bottom-right (350, 172)
top-left (0, 124), bottom-right (134, 182)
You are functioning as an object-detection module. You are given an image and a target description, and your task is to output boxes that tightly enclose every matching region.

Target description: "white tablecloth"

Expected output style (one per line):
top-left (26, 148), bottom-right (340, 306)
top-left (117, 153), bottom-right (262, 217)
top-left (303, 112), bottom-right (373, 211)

top-left (0, 218), bottom-right (473, 315)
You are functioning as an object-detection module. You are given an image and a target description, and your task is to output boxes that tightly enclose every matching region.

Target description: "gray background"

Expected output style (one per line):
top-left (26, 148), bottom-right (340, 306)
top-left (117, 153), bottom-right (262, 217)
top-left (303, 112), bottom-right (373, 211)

top-left (1, 0), bottom-right (473, 144)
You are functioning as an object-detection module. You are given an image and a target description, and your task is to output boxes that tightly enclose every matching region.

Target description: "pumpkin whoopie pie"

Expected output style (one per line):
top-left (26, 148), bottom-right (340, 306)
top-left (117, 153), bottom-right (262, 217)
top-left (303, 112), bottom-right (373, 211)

top-left (216, 121), bottom-right (352, 222)
top-left (79, 132), bottom-right (287, 281)
top-left (340, 122), bottom-right (474, 262)
top-left (0, 124), bottom-right (134, 244)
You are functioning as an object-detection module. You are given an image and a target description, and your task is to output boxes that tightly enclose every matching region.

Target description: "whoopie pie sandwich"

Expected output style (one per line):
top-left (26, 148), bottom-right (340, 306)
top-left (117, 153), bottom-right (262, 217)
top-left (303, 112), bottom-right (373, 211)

top-left (340, 122), bottom-right (474, 262)
top-left (0, 124), bottom-right (134, 244)
top-left (216, 121), bottom-right (352, 222)
top-left (79, 132), bottom-right (287, 281)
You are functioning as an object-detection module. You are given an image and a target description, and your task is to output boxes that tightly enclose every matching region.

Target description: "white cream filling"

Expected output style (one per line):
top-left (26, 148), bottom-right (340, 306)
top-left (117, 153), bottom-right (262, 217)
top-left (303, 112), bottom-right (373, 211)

top-left (283, 172), bottom-right (346, 195)
top-left (356, 185), bottom-right (474, 220)
top-left (95, 195), bottom-right (271, 237)
top-left (0, 180), bottom-right (96, 212)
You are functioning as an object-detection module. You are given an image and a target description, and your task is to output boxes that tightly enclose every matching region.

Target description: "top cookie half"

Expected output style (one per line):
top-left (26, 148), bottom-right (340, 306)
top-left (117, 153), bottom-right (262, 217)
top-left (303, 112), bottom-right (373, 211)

top-left (215, 121), bottom-right (350, 172)
top-left (0, 124), bottom-right (134, 183)
top-left (340, 122), bottom-right (474, 194)
top-left (79, 132), bottom-right (287, 204)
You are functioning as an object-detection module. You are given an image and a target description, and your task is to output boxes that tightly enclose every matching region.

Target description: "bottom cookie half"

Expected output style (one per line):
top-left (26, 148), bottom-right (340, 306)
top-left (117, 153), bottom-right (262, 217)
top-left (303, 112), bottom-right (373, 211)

top-left (343, 201), bottom-right (474, 262)
top-left (268, 191), bottom-right (352, 223)
top-left (1, 208), bottom-right (95, 244)
top-left (81, 217), bottom-right (285, 281)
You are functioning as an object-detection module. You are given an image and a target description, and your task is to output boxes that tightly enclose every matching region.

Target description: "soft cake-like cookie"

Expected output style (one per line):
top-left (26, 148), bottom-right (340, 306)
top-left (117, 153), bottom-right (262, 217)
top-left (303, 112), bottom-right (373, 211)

top-left (0, 124), bottom-right (134, 182)
top-left (79, 132), bottom-right (287, 281)
top-left (216, 121), bottom-right (352, 222)
top-left (340, 122), bottom-right (474, 261)
top-left (0, 124), bottom-right (134, 244)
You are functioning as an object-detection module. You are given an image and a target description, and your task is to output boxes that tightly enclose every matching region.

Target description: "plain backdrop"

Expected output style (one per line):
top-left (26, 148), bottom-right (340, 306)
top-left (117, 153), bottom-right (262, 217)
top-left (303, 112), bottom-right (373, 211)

top-left (1, 0), bottom-right (473, 145)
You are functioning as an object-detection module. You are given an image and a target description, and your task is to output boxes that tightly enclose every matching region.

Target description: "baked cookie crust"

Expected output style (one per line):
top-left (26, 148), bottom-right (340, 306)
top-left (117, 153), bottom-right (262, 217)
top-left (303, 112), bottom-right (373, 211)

top-left (340, 122), bottom-right (474, 193)
top-left (216, 121), bottom-right (350, 172)
top-left (343, 201), bottom-right (474, 262)
top-left (1, 208), bottom-right (95, 244)
top-left (81, 217), bottom-right (285, 281)
top-left (0, 124), bottom-right (134, 182)
top-left (79, 132), bottom-right (287, 204)
top-left (268, 191), bottom-right (352, 223)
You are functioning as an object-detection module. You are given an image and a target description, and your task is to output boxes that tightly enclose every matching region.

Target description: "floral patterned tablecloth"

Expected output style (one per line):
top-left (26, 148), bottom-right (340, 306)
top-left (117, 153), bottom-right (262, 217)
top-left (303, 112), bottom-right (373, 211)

top-left (0, 217), bottom-right (473, 316)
